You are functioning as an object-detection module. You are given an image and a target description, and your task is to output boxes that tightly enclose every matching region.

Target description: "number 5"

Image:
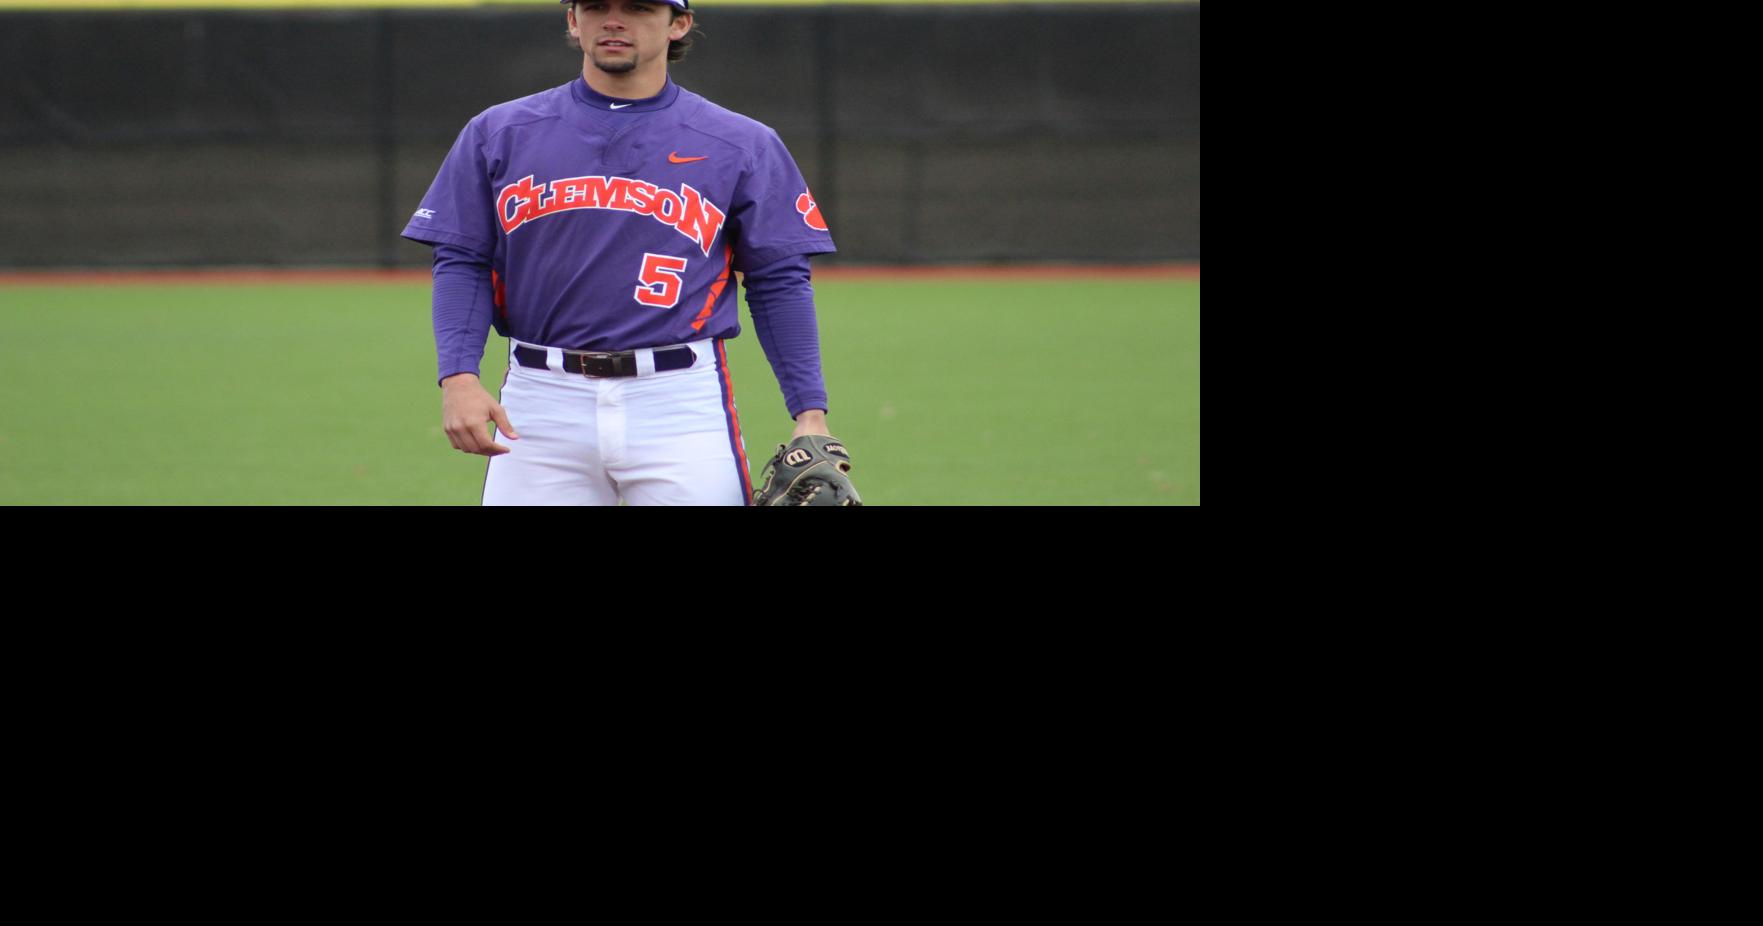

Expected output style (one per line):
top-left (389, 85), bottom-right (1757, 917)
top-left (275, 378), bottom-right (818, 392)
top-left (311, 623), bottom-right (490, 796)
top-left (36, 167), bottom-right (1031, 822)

top-left (635, 253), bottom-right (689, 308)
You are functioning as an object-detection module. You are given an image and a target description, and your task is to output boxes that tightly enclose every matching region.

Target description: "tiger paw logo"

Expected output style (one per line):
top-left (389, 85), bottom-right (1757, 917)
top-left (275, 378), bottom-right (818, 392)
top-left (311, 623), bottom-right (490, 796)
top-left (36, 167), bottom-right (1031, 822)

top-left (796, 189), bottom-right (829, 232)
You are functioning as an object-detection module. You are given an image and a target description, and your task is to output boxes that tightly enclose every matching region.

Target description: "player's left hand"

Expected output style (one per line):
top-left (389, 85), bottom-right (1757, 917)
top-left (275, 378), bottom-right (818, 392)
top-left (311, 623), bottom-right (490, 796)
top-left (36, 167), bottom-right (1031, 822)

top-left (753, 433), bottom-right (861, 506)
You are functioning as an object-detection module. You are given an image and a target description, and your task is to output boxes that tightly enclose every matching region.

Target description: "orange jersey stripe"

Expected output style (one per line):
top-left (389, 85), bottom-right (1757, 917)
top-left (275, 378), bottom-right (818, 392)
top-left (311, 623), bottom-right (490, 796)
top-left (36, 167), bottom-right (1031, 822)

top-left (692, 243), bottom-right (734, 333)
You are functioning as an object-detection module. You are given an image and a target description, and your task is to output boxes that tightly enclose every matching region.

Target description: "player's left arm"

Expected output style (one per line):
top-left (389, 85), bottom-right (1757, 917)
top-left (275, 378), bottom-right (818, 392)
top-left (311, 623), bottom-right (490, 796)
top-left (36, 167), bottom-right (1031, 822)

top-left (791, 409), bottom-right (830, 438)
top-left (741, 252), bottom-right (832, 433)
top-left (724, 126), bottom-right (839, 447)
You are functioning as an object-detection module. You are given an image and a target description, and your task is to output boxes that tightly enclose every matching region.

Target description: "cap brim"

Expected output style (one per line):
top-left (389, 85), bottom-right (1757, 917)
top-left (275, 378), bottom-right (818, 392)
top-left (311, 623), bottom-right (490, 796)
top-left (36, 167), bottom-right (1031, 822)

top-left (561, 1), bottom-right (688, 7)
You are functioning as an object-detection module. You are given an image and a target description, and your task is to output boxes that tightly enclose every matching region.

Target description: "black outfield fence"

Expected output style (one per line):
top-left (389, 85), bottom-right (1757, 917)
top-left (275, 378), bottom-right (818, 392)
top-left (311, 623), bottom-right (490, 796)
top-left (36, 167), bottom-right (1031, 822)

top-left (0, 4), bottom-right (1199, 269)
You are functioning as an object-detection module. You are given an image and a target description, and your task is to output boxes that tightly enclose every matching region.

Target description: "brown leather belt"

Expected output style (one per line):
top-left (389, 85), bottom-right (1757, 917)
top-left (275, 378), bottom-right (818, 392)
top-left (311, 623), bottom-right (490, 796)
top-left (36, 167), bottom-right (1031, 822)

top-left (513, 344), bottom-right (696, 377)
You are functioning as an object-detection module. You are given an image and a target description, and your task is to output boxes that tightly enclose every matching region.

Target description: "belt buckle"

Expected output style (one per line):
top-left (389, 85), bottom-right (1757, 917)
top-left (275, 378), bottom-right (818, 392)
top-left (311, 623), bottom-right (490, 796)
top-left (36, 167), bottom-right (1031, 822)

top-left (571, 350), bottom-right (624, 377)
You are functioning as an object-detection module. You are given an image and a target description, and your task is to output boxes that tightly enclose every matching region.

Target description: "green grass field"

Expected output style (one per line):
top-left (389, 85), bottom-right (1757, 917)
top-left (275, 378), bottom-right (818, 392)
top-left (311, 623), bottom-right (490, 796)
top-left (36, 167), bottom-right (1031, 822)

top-left (0, 275), bottom-right (1199, 505)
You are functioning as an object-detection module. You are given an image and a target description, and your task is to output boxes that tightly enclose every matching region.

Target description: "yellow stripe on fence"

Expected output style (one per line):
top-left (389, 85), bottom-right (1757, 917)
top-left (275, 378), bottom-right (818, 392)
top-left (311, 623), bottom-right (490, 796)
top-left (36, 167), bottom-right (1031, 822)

top-left (0, 0), bottom-right (1196, 10)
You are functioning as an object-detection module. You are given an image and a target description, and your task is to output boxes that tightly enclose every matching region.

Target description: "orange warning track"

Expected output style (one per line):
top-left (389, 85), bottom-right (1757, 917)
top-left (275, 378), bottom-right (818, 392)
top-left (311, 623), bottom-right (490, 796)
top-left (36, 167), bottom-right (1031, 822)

top-left (0, 269), bottom-right (429, 287)
top-left (0, 263), bottom-right (1197, 288)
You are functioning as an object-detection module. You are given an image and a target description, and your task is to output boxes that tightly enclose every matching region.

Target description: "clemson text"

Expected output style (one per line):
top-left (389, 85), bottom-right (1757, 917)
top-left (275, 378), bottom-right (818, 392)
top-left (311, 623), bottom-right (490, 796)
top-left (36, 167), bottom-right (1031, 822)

top-left (497, 175), bottom-right (727, 256)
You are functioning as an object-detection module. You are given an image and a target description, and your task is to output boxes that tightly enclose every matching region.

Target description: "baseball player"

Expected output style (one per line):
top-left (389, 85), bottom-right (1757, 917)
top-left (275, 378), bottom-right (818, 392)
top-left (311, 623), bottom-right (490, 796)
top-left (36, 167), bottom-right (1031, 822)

top-left (403, 0), bottom-right (843, 505)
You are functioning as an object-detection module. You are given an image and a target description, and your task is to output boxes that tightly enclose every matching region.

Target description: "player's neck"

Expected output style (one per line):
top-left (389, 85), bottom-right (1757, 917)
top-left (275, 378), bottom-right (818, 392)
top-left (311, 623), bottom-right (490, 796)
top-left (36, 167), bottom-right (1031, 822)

top-left (581, 63), bottom-right (668, 102)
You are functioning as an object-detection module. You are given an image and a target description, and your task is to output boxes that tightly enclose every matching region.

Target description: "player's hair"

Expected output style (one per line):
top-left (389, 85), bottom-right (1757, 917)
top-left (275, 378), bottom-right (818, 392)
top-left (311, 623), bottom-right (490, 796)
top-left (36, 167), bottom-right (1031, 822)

top-left (566, 2), bottom-right (698, 64)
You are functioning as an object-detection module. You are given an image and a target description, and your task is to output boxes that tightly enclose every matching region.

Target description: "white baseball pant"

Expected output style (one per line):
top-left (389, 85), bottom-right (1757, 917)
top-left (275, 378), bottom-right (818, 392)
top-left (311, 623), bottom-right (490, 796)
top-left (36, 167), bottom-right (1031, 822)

top-left (481, 337), bottom-right (752, 506)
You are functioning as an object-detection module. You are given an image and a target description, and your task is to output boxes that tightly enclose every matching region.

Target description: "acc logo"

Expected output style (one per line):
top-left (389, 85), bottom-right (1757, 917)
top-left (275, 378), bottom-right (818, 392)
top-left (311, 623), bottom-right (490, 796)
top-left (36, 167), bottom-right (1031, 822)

top-left (796, 189), bottom-right (829, 232)
top-left (414, 208), bottom-right (436, 220)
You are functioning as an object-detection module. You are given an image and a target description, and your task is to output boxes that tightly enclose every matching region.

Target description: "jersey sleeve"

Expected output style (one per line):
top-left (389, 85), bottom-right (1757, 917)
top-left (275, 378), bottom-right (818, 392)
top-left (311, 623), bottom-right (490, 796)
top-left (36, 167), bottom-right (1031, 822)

top-left (742, 253), bottom-right (829, 418)
top-left (727, 127), bottom-right (838, 274)
top-left (431, 244), bottom-right (498, 386)
top-left (401, 117), bottom-right (499, 255)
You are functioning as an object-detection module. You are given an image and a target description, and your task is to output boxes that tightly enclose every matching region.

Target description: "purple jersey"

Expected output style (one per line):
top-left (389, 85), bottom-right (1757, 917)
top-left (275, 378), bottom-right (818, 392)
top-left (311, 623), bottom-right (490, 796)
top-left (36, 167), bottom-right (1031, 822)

top-left (402, 76), bottom-right (836, 352)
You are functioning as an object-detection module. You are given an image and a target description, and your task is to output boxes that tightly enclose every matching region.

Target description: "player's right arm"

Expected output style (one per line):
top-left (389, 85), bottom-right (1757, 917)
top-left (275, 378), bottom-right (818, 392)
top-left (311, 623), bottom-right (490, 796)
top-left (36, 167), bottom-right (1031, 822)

top-left (403, 116), bottom-right (517, 456)
top-left (433, 244), bottom-right (518, 456)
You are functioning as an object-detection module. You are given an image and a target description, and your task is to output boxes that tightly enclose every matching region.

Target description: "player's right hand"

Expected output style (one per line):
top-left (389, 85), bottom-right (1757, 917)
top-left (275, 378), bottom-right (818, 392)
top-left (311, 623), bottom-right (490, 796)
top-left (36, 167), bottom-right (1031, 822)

top-left (441, 373), bottom-right (520, 456)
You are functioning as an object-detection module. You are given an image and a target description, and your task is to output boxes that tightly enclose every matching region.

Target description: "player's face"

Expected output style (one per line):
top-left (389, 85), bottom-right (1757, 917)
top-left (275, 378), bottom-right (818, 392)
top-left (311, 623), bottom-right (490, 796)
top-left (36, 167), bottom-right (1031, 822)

top-left (568, 1), bottom-right (691, 76)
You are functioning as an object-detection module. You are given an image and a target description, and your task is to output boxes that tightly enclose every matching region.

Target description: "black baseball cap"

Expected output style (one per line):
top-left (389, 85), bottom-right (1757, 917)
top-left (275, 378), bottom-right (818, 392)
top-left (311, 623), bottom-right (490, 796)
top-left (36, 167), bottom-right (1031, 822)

top-left (561, 1), bottom-right (689, 8)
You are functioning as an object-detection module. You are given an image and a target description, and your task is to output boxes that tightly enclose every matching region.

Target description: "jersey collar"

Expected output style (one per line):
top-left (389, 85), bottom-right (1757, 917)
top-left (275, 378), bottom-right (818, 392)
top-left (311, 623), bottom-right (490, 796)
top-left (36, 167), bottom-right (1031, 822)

top-left (572, 75), bottom-right (680, 113)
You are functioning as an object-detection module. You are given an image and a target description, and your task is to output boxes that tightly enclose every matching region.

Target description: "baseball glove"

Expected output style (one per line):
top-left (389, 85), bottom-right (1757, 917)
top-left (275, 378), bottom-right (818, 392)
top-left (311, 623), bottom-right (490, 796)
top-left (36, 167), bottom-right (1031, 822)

top-left (753, 435), bottom-right (863, 507)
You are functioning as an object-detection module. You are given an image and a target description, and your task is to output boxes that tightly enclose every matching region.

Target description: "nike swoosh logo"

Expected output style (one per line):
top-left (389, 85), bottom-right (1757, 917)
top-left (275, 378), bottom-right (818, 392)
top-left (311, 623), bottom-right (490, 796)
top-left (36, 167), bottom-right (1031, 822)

top-left (669, 153), bottom-right (710, 164)
top-left (610, 103), bottom-right (632, 110)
